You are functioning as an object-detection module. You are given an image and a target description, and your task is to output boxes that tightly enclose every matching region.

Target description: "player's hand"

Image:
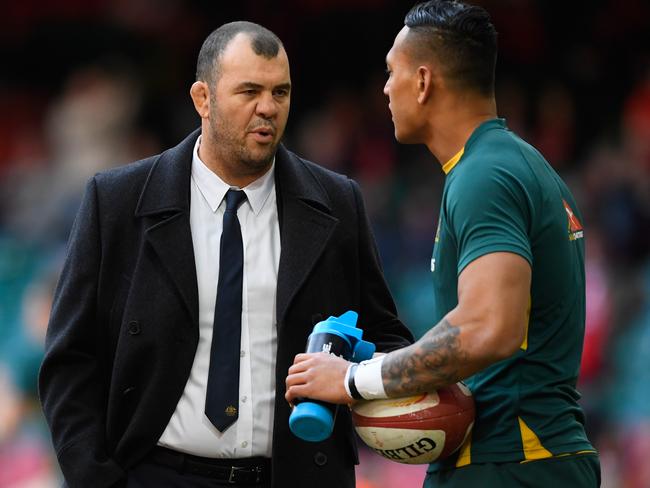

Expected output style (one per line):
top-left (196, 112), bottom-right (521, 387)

top-left (285, 352), bottom-right (353, 406)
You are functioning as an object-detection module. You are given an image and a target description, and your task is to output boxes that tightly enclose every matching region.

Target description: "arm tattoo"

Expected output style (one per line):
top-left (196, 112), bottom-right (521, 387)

top-left (381, 318), bottom-right (467, 397)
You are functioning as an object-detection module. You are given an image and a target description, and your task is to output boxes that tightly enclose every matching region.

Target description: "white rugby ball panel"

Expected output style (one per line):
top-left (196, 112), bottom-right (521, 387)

top-left (351, 383), bottom-right (475, 464)
top-left (355, 426), bottom-right (446, 464)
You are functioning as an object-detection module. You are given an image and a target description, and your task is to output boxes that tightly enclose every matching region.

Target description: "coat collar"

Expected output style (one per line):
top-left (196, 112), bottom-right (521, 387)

top-left (273, 145), bottom-right (338, 325)
top-left (134, 129), bottom-right (339, 327)
top-left (135, 129), bottom-right (333, 218)
top-left (135, 129), bottom-right (198, 217)
top-left (273, 144), bottom-right (332, 216)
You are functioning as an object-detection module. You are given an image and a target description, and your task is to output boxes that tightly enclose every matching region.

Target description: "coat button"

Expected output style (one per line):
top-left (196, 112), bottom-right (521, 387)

top-left (127, 320), bottom-right (141, 335)
top-left (314, 452), bottom-right (327, 466)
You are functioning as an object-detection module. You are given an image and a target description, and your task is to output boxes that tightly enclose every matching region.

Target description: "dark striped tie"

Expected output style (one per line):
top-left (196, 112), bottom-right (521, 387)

top-left (205, 189), bottom-right (247, 432)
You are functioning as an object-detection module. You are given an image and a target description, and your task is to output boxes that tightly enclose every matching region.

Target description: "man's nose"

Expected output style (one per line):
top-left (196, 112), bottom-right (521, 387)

top-left (256, 92), bottom-right (278, 118)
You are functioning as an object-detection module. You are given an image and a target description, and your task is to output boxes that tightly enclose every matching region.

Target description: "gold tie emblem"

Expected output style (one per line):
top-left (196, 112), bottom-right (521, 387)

top-left (225, 405), bottom-right (238, 417)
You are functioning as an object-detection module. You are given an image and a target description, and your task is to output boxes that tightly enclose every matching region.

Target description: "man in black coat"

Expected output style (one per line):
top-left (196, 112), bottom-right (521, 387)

top-left (39, 20), bottom-right (412, 488)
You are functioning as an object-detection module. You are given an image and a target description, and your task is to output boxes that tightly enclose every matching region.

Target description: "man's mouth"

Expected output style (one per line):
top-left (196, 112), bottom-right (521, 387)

top-left (249, 127), bottom-right (275, 143)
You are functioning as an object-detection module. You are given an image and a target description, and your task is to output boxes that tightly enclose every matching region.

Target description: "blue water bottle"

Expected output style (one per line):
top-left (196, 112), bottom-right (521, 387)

top-left (289, 311), bottom-right (375, 442)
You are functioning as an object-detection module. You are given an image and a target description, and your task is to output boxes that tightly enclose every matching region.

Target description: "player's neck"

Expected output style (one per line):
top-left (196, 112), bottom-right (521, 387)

top-left (425, 95), bottom-right (496, 169)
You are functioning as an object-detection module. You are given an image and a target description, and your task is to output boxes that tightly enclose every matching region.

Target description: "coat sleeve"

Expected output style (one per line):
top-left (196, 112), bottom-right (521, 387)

top-left (349, 179), bottom-right (414, 351)
top-left (38, 177), bottom-right (126, 488)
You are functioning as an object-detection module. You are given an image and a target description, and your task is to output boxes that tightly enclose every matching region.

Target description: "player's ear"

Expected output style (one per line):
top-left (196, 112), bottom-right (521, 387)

top-left (190, 81), bottom-right (210, 119)
top-left (417, 65), bottom-right (433, 104)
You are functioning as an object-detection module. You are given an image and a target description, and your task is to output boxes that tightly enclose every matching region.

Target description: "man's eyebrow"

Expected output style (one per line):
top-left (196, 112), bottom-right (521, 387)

top-left (235, 81), bottom-right (264, 90)
top-left (235, 81), bottom-right (292, 91)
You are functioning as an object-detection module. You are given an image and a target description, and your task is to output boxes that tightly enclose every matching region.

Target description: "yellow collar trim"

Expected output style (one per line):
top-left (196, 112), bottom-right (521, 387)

top-left (442, 147), bottom-right (465, 174)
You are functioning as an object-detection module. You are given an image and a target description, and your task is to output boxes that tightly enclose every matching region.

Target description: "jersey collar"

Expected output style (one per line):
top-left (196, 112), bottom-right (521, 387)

top-left (442, 147), bottom-right (465, 174)
top-left (441, 118), bottom-right (506, 175)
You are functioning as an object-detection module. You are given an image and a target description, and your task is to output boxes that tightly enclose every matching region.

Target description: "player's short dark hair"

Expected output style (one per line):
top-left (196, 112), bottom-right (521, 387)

top-left (404, 0), bottom-right (497, 96)
top-left (196, 21), bottom-right (283, 84)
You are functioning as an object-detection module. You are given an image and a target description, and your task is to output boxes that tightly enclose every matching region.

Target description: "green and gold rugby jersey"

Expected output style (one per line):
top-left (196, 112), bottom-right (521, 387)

top-left (430, 118), bottom-right (595, 469)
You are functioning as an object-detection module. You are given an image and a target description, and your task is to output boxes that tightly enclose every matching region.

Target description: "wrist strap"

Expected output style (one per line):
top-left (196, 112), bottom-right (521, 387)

top-left (346, 363), bottom-right (363, 400)
top-left (354, 356), bottom-right (388, 400)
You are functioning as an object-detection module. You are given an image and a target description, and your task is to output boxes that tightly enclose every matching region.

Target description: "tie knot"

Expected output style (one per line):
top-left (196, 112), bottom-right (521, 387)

top-left (224, 189), bottom-right (246, 213)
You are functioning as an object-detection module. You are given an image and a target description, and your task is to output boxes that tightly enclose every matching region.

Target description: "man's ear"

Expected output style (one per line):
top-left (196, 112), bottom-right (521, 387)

top-left (190, 81), bottom-right (210, 119)
top-left (416, 65), bottom-right (434, 105)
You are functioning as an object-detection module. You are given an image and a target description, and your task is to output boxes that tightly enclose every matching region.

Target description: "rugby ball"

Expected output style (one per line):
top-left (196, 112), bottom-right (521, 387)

top-left (351, 382), bottom-right (475, 464)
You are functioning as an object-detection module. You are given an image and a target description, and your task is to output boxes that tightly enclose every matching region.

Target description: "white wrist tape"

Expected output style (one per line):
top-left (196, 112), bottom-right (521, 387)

top-left (354, 355), bottom-right (388, 400)
top-left (343, 363), bottom-right (354, 399)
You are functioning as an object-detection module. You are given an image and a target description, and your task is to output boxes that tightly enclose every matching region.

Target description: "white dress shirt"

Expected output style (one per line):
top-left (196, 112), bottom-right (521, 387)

top-left (158, 137), bottom-right (280, 458)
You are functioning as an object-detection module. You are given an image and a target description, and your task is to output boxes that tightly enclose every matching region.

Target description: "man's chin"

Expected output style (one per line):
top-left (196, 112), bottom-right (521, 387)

top-left (242, 144), bottom-right (278, 169)
top-left (394, 130), bottom-right (410, 144)
top-left (394, 129), bottom-right (419, 145)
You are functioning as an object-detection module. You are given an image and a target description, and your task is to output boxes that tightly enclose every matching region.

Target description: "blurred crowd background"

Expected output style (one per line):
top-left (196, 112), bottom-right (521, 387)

top-left (1, 0), bottom-right (649, 487)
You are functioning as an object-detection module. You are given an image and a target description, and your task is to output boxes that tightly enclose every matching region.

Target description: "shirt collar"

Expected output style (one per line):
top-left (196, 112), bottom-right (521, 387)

top-left (441, 118), bottom-right (507, 175)
top-left (191, 136), bottom-right (275, 215)
top-left (442, 147), bottom-right (465, 174)
top-left (464, 118), bottom-right (506, 153)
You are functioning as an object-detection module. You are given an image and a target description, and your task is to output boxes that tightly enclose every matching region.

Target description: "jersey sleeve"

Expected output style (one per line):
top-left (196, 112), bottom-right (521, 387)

top-left (446, 163), bottom-right (533, 274)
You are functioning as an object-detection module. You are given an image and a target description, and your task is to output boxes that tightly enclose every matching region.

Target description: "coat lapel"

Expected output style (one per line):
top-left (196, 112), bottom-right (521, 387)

top-left (275, 145), bottom-right (339, 325)
top-left (132, 135), bottom-right (338, 329)
top-left (135, 129), bottom-right (200, 327)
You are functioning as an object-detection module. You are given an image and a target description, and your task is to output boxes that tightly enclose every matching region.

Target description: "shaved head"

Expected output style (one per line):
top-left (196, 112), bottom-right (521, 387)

top-left (196, 21), bottom-right (284, 85)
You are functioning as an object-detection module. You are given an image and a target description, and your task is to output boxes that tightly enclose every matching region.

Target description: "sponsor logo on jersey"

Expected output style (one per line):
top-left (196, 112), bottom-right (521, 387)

top-left (562, 199), bottom-right (583, 241)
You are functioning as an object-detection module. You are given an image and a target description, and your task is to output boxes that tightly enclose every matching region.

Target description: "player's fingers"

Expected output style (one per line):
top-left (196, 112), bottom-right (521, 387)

top-left (286, 370), bottom-right (314, 391)
top-left (288, 359), bottom-right (313, 375)
top-left (285, 384), bottom-right (309, 404)
top-left (292, 353), bottom-right (312, 364)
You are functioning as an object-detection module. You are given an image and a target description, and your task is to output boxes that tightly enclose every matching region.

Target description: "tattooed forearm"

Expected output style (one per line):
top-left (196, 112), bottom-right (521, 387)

top-left (381, 318), bottom-right (467, 396)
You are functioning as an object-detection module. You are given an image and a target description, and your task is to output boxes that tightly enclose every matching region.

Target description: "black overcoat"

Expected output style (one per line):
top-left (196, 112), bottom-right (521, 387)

top-left (39, 130), bottom-right (413, 487)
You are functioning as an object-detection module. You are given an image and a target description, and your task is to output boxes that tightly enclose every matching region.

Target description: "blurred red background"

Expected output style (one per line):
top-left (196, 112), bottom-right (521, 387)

top-left (1, 1), bottom-right (649, 486)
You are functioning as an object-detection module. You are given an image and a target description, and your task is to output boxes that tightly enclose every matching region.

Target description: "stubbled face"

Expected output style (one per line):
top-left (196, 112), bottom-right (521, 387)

top-left (207, 33), bottom-right (291, 176)
top-left (383, 26), bottom-right (424, 144)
